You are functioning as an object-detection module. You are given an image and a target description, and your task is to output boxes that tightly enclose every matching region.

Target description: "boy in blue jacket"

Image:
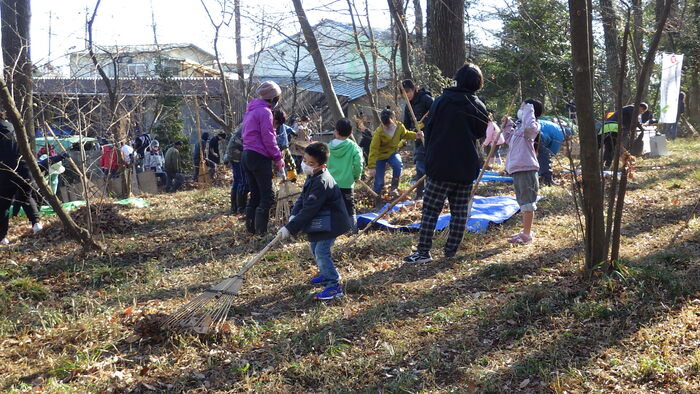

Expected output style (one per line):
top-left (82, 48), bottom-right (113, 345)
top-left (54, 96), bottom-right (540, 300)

top-left (277, 142), bottom-right (351, 300)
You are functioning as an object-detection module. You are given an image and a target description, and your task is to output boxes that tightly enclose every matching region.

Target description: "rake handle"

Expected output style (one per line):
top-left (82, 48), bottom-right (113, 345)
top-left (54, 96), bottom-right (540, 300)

top-left (236, 233), bottom-right (282, 277)
top-left (401, 86), bottom-right (424, 141)
top-left (345, 175), bottom-right (426, 248)
top-left (356, 178), bottom-right (379, 198)
top-left (467, 87), bottom-right (522, 217)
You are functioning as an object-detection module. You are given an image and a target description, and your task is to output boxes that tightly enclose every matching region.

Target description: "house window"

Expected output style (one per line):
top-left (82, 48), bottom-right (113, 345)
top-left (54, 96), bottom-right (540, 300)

top-left (126, 63), bottom-right (148, 76)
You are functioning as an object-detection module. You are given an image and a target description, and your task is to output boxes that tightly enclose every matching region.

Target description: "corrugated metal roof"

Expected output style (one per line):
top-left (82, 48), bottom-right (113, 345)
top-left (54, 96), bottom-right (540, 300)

top-left (266, 77), bottom-right (388, 101)
top-left (34, 77), bottom-right (227, 96)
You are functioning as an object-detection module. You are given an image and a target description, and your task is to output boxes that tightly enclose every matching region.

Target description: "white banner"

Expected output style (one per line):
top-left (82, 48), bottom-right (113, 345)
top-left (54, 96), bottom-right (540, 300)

top-left (659, 53), bottom-right (684, 123)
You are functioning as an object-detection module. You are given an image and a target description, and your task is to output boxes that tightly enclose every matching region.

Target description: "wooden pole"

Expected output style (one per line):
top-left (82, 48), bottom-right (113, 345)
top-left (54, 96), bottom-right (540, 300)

top-left (356, 178), bottom-right (379, 198)
top-left (344, 175), bottom-right (425, 248)
top-left (193, 96), bottom-right (211, 186)
top-left (400, 86), bottom-right (424, 141)
top-left (466, 87), bottom-right (521, 217)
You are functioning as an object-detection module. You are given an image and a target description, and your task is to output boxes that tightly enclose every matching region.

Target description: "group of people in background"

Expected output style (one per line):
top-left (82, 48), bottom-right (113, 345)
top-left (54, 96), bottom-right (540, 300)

top-left (228, 63), bottom-right (547, 300)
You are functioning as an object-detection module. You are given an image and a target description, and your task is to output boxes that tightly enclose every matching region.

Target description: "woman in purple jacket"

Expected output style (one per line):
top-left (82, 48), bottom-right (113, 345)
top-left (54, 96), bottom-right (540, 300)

top-left (242, 81), bottom-right (285, 234)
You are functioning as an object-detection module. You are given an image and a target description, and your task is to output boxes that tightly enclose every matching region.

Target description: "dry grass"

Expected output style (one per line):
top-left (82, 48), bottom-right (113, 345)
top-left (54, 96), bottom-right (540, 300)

top-left (1, 139), bottom-right (699, 393)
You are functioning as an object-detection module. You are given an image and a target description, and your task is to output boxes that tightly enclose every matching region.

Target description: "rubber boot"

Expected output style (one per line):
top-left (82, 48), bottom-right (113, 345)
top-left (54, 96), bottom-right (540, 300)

top-left (245, 206), bottom-right (256, 234)
top-left (237, 192), bottom-right (248, 215)
top-left (390, 176), bottom-right (400, 197)
top-left (254, 207), bottom-right (269, 235)
top-left (374, 195), bottom-right (385, 209)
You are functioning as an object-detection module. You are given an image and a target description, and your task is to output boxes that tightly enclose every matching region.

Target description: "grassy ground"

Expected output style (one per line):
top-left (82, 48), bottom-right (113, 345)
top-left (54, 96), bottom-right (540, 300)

top-left (1, 139), bottom-right (699, 393)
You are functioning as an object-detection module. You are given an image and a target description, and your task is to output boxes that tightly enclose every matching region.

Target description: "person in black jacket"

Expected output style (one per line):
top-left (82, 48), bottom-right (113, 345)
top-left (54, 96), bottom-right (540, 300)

top-left (402, 79), bottom-right (434, 198)
top-left (600, 103), bottom-right (648, 167)
top-left (0, 114), bottom-right (42, 245)
top-left (277, 142), bottom-right (351, 300)
top-left (404, 63), bottom-right (489, 264)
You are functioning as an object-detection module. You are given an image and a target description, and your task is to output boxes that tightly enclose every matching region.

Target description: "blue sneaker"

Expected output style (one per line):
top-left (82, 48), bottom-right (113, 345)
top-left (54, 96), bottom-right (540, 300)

top-left (314, 285), bottom-right (344, 300)
top-left (310, 275), bottom-right (326, 286)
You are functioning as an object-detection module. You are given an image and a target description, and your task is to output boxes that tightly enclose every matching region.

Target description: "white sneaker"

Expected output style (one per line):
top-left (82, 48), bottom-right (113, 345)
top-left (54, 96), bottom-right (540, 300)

top-left (32, 222), bottom-right (43, 234)
top-left (1, 238), bottom-right (8, 245)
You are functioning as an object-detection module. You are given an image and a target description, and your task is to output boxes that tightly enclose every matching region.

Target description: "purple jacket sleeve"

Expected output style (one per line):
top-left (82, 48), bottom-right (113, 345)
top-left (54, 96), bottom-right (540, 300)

top-left (258, 109), bottom-right (282, 162)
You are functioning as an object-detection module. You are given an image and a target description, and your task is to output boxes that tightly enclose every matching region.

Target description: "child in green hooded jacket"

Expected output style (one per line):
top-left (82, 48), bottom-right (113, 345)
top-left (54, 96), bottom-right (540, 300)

top-left (327, 118), bottom-right (364, 224)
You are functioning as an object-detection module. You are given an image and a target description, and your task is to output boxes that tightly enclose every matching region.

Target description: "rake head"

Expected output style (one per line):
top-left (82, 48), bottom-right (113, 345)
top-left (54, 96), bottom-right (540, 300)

top-left (162, 275), bottom-right (245, 334)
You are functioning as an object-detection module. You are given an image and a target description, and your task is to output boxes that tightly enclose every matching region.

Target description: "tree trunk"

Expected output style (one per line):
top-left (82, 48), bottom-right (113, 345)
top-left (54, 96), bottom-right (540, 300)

top-left (0, 78), bottom-right (102, 251)
top-left (234, 0), bottom-right (247, 121)
top-left (604, 9), bottom-right (631, 266)
top-left (1, 0), bottom-right (34, 151)
top-left (347, 0), bottom-right (380, 125)
top-left (365, 0), bottom-right (380, 125)
top-left (610, 0), bottom-right (672, 263)
top-left (599, 0), bottom-right (622, 102)
top-left (568, 0), bottom-right (606, 274)
top-left (689, 70), bottom-right (700, 124)
top-left (426, 0), bottom-right (465, 78)
top-left (292, 0), bottom-right (345, 120)
top-left (86, 0), bottom-right (131, 198)
top-left (388, 0), bottom-right (412, 80)
top-left (413, 0), bottom-right (424, 54)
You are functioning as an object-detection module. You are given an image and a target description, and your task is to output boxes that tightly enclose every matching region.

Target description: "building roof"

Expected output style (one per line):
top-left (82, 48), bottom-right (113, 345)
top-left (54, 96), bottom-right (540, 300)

top-left (34, 77), bottom-right (227, 96)
top-left (266, 77), bottom-right (389, 101)
top-left (263, 19), bottom-right (353, 52)
top-left (69, 43), bottom-right (216, 60)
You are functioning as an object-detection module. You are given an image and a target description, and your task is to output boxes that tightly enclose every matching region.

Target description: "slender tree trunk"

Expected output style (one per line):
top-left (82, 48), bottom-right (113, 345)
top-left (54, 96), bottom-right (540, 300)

top-left (365, 0), bottom-right (380, 124)
top-left (632, 0), bottom-right (643, 61)
top-left (610, 0), bottom-right (673, 262)
top-left (568, 0), bottom-right (606, 274)
top-left (1, 0), bottom-right (34, 151)
top-left (348, 0), bottom-right (380, 125)
top-left (413, 0), bottom-right (424, 54)
top-left (426, 0), bottom-right (465, 78)
top-left (87, 0), bottom-right (131, 198)
top-left (689, 70), bottom-right (700, 124)
top-left (599, 0), bottom-right (622, 101)
top-left (605, 9), bottom-right (631, 265)
top-left (234, 0), bottom-right (247, 122)
top-left (291, 44), bottom-right (301, 119)
top-left (0, 78), bottom-right (102, 250)
top-left (292, 0), bottom-right (345, 120)
top-left (388, 0), bottom-right (412, 80)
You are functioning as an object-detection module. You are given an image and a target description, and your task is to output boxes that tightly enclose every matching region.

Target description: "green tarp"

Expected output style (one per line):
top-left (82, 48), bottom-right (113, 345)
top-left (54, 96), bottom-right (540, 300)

top-left (15, 198), bottom-right (149, 217)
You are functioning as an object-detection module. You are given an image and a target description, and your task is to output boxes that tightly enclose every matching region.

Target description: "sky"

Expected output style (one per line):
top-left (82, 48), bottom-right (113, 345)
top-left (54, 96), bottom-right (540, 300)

top-left (29, 0), bottom-right (505, 75)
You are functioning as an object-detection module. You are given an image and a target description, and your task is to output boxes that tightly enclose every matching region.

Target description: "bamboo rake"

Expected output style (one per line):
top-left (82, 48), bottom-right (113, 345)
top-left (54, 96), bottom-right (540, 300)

top-left (163, 234), bottom-right (282, 333)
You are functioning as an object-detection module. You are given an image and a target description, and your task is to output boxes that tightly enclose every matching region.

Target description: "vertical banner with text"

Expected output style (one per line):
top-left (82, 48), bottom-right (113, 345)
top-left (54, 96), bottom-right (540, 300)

top-left (659, 53), bottom-right (684, 123)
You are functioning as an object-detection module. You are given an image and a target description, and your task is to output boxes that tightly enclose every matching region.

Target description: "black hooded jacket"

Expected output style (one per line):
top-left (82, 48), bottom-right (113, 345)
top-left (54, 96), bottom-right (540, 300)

top-left (403, 88), bottom-right (434, 151)
top-left (423, 87), bottom-right (488, 184)
top-left (0, 120), bottom-right (30, 185)
top-left (403, 88), bottom-right (433, 130)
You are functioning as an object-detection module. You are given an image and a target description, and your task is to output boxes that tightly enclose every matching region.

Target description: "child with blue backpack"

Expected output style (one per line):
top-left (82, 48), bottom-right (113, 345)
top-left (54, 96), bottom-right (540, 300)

top-left (277, 142), bottom-right (351, 300)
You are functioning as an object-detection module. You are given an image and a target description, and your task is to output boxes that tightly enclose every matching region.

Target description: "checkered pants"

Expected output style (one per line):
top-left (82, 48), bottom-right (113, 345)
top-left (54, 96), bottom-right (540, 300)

top-left (418, 177), bottom-right (472, 255)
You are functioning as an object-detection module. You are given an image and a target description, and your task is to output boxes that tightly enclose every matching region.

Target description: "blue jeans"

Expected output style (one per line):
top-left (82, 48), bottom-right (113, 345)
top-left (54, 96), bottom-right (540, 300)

top-left (537, 147), bottom-right (553, 184)
top-left (310, 238), bottom-right (339, 287)
top-left (230, 161), bottom-right (248, 194)
top-left (373, 152), bottom-right (403, 193)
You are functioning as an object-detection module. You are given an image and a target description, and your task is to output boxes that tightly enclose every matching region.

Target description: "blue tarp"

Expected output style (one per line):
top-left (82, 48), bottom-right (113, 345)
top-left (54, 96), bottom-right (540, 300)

top-left (356, 195), bottom-right (523, 234)
top-left (480, 171), bottom-right (513, 183)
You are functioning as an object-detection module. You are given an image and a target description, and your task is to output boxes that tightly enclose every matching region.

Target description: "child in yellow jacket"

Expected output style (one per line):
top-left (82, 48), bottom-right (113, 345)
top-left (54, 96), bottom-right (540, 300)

top-left (367, 108), bottom-right (421, 200)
